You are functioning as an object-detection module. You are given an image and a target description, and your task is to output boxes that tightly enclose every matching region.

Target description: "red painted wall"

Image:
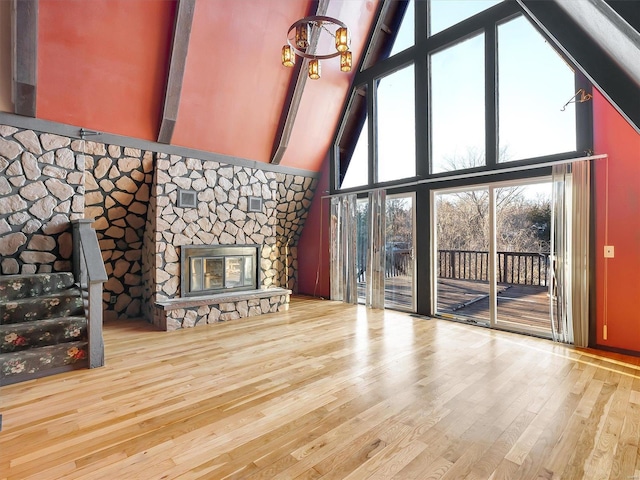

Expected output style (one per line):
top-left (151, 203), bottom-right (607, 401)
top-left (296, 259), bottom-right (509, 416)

top-left (593, 90), bottom-right (640, 353)
top-left (37, 0), bottom-right (176, 140)
top-left (297, 155), bottom-right (330, 297)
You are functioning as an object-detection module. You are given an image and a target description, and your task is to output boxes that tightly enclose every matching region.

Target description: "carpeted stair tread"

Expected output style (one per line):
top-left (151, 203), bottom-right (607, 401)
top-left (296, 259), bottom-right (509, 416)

top-left (0, 341), bottom-right (89, 379)
top-left (0, 316), bottom-right (87, 353)
top-left (0, 272), bottom-right (76, 301)
top-left (0, 288), bottom-right (84, 325)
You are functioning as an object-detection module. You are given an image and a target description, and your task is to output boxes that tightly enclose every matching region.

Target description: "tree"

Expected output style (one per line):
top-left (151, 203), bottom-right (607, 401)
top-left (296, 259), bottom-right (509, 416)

top-left (385, 198), bottom-right (412, 246)
top-left (436, 188), bottom-right (551, 253)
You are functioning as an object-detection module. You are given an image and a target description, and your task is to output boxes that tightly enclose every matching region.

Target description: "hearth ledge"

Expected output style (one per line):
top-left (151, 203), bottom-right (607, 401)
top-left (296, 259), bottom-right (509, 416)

top-left (156, 288), bottom-right (292, 311)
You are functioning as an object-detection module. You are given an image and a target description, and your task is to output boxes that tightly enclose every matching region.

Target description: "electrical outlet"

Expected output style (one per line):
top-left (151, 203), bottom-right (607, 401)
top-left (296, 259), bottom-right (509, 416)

top-left (604, 245), bottom-right (615, 258)
top-left (109, 295), bottom-right (117, 304)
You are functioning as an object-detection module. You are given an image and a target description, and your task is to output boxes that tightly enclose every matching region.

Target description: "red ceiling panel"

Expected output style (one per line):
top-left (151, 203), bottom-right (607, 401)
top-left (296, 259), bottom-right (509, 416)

top-left (35, 0), bottom-right (378, 174)
top-left (37, 0), bottom-right (176, 141)
top-left (172, 0), bottom-right (311, 164)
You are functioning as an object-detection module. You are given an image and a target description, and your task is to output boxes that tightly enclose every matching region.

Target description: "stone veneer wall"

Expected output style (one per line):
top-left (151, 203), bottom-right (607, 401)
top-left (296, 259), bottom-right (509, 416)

top-left (82, 145), bottom-right (153, 320)
top-left (142, 153), bottom-right (317, 330)
top-left (0, 121), bottom-right (319, 326)
top-left (0, 125), bottom-right (84, 274)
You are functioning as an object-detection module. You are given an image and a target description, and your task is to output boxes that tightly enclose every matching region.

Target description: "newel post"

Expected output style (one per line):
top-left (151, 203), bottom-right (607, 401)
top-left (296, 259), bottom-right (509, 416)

top-left (72, 219), bottom-right (108, 368)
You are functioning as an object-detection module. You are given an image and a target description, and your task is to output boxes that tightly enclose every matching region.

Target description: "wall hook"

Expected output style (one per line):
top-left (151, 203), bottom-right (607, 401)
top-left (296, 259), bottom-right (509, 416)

top-left (561, 89), bottom-right (593, 111)
top-left (79, 128), bottom-right (102, 139)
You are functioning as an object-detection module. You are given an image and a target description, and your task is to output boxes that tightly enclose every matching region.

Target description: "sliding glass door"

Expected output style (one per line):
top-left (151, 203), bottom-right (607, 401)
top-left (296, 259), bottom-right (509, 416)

top-left (354, 193), bottom-right (415, 312)
top-left (385, 194), bottom-right (415, 311)
top-left (356, 198), bottom-right (369, 304)
top-left (494, 183), bottom-right (553, 336)
top-left (433, 188), bottom-right (491, 324)
top-left (433, 179), bottom-right (553, 337)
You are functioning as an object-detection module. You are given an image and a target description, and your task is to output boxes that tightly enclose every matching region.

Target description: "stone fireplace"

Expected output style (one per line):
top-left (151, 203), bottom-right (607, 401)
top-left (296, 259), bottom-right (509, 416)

top-left (141, 153), bottom-right (318, 330)
top-left (181, 244), bottom-right (259, 297)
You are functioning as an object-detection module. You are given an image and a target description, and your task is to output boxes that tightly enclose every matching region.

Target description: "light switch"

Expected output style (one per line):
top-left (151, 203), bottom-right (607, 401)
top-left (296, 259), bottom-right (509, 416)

top-left (604, 245), bottom-right (615, 258)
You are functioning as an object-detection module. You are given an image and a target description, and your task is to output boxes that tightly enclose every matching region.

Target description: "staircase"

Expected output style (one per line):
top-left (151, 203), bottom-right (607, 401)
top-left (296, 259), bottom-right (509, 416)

top-left (0, 272), bottom-right (89, 386)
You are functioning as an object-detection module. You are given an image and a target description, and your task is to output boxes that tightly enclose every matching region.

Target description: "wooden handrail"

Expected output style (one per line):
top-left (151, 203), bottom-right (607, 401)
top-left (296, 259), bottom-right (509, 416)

top-left (72, 219), bottom-right (107, 369)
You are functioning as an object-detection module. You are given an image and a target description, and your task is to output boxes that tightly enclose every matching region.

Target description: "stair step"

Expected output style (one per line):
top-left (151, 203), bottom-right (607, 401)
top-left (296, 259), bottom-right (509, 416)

top-left (0, 340), bottom-right (89, 381)
top-left (0, 288), bottom-right (84, 325)
top-left (0, 316), bottom-right (87, 353)
top-left (0, 273), bottom-right (76, 302)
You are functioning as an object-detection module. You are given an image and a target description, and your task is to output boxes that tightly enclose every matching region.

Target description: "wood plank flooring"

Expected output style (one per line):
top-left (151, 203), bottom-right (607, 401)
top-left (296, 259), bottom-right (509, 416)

top-left (1, 296), bottom-right (640, 479)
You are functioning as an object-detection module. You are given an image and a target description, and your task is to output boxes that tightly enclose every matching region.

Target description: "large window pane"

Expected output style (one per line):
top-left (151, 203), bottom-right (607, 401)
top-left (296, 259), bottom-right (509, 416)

top-left (339, 87), bottom-right (368, 190)
top-left (498, 16), bottom-right (577, 162)
top-left (390, 0), bottom-right (414, 56)
top-left (429, 0), bottom-right (502, 36)
top-left (430, 34), bottom-right (485, 174)
top-left (377, 65), bottom-right (416, 183)
top-left (341, 117), bottom-right (368, 189)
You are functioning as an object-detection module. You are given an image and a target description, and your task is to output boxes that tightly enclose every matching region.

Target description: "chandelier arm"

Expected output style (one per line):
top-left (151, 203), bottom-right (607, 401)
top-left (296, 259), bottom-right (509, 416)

top-left (319, 23), bottom-right (336, 38)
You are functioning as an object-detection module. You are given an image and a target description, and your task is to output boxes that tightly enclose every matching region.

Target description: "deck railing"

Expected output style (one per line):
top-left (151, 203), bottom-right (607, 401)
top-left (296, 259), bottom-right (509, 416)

top-left (438, 249), bottom-right (550, 286)
top-left (356, 247), bottom-right (550, 287)
top-left (356, 247), bottom-right (412, 283)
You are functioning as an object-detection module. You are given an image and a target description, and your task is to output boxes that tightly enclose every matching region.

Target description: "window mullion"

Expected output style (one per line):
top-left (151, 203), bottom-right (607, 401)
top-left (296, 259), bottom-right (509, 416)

top-left (485, 24), bottom-right (497, 168)
top-left (368, 78), bottom-right (376, 186)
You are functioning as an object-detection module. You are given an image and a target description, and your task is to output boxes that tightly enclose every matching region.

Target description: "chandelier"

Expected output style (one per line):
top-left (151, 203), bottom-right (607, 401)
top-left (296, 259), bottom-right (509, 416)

top-left (281, 16), bottom-right (352, 79)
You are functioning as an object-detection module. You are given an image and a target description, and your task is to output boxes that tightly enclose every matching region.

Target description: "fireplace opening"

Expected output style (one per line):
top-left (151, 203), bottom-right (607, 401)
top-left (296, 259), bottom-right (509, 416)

top-left (181, 245), bottom-right (260, 297)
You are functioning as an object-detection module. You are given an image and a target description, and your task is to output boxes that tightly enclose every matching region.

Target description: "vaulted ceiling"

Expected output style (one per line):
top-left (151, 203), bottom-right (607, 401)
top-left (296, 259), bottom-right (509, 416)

top-left (16, 0), bottom-right (379, 173)
top-left (6, 0), bottom-right (639, 175)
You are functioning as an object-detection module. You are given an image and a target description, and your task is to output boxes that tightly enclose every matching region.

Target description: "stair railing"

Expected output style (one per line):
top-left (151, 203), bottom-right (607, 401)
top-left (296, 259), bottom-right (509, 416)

top-left (72, 219), bottom-right (108, 368)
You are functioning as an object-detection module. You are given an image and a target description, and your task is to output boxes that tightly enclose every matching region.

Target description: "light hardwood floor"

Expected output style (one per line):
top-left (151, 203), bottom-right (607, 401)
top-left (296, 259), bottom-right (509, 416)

top-left (1, 296), bottom-right (639, 479)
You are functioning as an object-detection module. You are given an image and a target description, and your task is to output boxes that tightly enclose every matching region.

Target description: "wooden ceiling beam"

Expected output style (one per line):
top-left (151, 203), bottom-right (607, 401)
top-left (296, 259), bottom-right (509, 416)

top-left (270, 0), bottom-right (330, 165)
top-left (13, 0), bottom-right (38, 117)
top-left (158, 0), bottom-right (196, 144)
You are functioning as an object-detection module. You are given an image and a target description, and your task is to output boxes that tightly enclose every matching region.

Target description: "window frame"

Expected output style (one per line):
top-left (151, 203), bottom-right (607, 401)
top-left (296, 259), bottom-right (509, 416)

top-left (330, 0), bottom-right (593, 195)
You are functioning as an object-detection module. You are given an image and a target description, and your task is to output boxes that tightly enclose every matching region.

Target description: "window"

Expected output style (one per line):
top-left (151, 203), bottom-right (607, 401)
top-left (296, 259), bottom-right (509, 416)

top-left (377, 65), bottom-right (416, 182)
top-left (389, 0), bottom-right (414, 56)
top-left (341, 117), bottom-right (368, 189)
top-left (430, 34), bottom-right (485, 173)
top-left (497, 16), bottom-right (577, 161)
top-left (429, 0), bottom-right (502, 36)
top-left (338, 87), bottom-right (368, 190)
top-left (332, 1), bottom-right (587, 194)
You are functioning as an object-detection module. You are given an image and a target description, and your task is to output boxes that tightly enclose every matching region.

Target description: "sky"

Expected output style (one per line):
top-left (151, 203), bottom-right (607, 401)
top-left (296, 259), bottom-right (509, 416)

top-left (341, 0), bottom-right (577, 188)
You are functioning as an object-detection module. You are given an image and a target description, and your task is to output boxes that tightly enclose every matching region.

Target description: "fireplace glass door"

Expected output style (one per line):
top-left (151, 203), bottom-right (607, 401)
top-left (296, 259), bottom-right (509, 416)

top-left (225, 257), bottom-right (242, 287)
top-left (204, 258), bottom-right (223, 290)
top-left (182, 245), bottom-right (259, 297)
top-left (189, 255), bottom-right (255, 294)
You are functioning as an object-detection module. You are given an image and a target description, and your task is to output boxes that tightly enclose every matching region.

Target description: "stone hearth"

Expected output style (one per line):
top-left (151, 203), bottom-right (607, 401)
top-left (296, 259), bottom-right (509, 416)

top-left (154, 287), bottom-right (291, 330)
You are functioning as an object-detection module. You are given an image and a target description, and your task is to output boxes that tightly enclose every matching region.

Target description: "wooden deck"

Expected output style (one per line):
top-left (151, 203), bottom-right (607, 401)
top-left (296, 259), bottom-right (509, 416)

top-left (361, 277), bottom-right (552, 335)
top-left (1, 297), bottom-right (639, 479)
top-left (437, 278), bottom-right (553, 334)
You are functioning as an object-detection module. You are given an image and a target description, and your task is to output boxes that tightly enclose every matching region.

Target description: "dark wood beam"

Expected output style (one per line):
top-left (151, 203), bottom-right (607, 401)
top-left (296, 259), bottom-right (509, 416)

top-left (270, 0), bottom-right (330, 165)
top-left (13, 0), bottom-right (38, 117)
top-left (158, 0), bottom-right (196, 144)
